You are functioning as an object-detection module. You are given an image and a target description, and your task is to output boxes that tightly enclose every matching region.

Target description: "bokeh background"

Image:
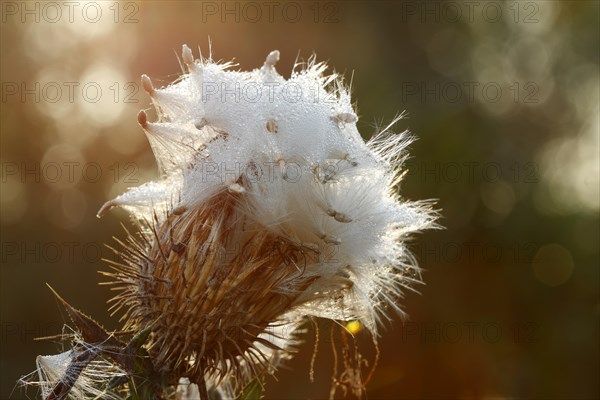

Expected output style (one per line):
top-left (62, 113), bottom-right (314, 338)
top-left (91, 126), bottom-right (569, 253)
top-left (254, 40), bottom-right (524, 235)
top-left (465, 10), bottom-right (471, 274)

top-left (1, 1), bottom-right (598, 399)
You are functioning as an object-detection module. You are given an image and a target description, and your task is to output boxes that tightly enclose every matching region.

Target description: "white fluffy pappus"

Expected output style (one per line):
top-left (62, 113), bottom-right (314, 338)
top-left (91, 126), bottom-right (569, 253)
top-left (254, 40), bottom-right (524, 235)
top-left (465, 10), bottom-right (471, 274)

top-left (98, 45), bottom-right (438, 399)
top-left (19, 342), bottom-right (125, 400)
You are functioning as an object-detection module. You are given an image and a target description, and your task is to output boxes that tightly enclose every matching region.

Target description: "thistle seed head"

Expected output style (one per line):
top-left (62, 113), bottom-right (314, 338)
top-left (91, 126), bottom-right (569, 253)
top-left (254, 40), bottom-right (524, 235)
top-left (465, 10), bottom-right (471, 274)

top-left (99, 45), bottom-right (438, 397)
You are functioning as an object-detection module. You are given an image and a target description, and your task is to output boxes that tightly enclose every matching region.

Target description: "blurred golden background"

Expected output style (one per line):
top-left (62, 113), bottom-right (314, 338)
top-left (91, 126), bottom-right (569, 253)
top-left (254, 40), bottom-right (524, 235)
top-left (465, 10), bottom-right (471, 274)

top-left (1, 1), bottom-right (598, 399)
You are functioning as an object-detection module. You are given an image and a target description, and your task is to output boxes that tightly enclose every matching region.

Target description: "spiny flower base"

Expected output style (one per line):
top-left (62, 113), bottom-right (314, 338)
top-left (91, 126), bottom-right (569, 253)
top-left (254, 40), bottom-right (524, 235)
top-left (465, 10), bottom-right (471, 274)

top-left (109, 190), bottom-right (320, 389)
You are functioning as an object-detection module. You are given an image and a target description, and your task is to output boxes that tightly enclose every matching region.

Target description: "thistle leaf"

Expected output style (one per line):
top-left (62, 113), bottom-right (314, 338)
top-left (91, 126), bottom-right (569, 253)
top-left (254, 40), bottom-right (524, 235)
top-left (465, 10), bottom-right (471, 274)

top-left (237, 379), bottom-right (263, 400)
top-left (46, 284), bottom-right (122, 346)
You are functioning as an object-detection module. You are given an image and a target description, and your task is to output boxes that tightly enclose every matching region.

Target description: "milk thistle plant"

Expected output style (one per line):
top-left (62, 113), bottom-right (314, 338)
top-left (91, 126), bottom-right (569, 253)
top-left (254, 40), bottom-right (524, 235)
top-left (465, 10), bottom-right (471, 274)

top-left (22, 45), bottom-right (437, 399)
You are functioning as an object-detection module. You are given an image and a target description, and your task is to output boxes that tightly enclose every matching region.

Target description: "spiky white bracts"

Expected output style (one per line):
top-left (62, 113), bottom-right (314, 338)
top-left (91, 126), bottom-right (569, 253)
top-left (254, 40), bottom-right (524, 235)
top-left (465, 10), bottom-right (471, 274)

top-left (96, 46), bottom-right (436, 399)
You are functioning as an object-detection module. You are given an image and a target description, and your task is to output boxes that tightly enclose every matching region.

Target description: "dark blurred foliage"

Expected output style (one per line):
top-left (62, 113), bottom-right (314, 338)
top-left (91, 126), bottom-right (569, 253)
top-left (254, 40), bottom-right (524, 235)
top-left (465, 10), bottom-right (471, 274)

top-left (1, 1), bottom-right (598, 399)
